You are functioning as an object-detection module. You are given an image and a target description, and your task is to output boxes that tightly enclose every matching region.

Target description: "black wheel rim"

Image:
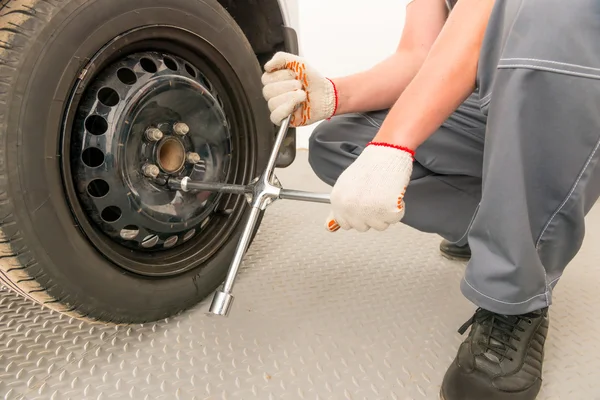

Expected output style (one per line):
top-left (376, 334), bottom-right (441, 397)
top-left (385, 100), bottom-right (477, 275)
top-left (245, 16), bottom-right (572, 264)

top-left (60, 26), bottom-right (258, 277)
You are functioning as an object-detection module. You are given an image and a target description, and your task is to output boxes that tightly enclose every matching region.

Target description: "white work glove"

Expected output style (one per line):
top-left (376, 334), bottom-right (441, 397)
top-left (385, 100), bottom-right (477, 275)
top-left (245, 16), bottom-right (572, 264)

top-left (262, 52), bottom-right (338, 127)
top-left (325, 142), bottom-right (414, 233)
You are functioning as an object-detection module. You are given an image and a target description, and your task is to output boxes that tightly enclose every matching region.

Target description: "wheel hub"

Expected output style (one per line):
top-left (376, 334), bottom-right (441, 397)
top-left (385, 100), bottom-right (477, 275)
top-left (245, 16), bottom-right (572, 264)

top-left (71, 51), bottom-right (233, 252)
top-left (156, 136), bottom-right (186, 173)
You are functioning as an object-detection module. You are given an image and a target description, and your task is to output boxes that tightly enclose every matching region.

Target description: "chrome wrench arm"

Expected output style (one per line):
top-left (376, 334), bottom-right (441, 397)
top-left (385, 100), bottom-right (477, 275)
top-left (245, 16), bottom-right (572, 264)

top-left (278, 189), bottom-right (330, 204)
top-left (209, 115), bottom-right (311, 316)
top-left (168, 179), bottom-right (330, 204)
top-left (168, 178), bottom-right (252, 195)
top-left (166, 116), bottom-right (331, 316)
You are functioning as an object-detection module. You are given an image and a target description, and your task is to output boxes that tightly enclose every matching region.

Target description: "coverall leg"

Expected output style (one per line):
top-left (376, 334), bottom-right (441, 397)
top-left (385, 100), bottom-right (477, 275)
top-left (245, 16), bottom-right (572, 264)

top-left (309, 0), bottom-right (600, 315)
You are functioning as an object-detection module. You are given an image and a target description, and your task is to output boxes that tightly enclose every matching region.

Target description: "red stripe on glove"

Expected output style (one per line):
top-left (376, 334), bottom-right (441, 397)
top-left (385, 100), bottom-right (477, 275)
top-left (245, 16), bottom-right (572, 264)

top-left (366, 142), bottom-right (415, 158)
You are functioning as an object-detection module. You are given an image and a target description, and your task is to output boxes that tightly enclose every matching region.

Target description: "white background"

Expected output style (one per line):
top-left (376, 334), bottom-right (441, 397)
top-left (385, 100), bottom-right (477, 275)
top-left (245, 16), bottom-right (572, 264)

top-left (294, 0), bottom-right (408, 148)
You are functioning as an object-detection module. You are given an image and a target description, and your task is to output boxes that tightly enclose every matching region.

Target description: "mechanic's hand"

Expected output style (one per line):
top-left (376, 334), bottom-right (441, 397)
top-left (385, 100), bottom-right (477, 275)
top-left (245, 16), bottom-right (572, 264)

top-left (262, 52), bottom-right (338, 127)
top-left (325, 142), bottom-right (414, 233)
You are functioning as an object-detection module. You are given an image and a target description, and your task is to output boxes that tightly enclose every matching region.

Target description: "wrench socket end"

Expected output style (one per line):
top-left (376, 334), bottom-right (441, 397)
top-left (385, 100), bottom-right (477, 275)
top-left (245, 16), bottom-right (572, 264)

top-left (194, 116), bottom-right (328, 318)
top-left (209, 290), bottom-right (234, 316)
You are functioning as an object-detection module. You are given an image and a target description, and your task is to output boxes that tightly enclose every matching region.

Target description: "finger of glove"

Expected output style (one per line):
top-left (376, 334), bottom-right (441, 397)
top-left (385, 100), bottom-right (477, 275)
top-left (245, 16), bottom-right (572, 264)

top-left (261, 69), bottom-right (296, 86)
top-left (325, 214), bottom-right (340, 232)
top-left (339, 209), bottom-right (370, 232)
top-left (381, 202), bottom-right (406, 225)
top-left (263, 79), bottom-right (303, 102)
top-left (325, 212), bottom-right (353, 232)
top-left (268, 89), bottom-right (306, 111)
top-left (264, 51), bottom-right (299, 72)
top-left (368, 219), bottom-right (390, 232)
top-left (352, 220), bottom-right (371, 233)
top-left (268, 91), bottom-right (306, 124)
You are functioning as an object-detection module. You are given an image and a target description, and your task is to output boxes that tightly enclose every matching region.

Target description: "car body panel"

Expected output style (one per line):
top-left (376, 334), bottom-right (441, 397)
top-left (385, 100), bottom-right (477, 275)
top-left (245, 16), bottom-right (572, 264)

top-left (276, 0), bottom-right (300, 166)
top-left (278, 0), bottom-right (299, 31)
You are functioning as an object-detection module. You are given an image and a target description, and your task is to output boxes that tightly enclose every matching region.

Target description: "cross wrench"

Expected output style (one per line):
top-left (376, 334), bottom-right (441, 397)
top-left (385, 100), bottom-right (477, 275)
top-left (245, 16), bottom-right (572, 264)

top-left (168, 115), bottom-right (330, 316)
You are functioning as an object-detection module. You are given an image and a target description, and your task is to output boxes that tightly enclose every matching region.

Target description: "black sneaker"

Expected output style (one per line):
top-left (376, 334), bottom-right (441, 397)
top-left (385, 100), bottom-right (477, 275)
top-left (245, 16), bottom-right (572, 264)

top-left (440, 307), bottom-right (549, 400)
top-left (440, 239), bottom-right (471, 261)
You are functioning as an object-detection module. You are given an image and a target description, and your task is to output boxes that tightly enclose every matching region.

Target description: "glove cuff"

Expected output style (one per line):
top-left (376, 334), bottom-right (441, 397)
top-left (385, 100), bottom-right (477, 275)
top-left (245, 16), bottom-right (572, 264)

top-left (325, 78), bottom-right (339, 118)
top-left (366, 141), bottom-right (415, 159)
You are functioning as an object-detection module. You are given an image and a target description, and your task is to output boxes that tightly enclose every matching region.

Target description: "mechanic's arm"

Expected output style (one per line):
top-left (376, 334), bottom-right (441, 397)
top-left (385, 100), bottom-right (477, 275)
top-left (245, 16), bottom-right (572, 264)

top-left (261, 0), bottom-right (448, 126)
top-left (373, 0), bottom-right (496, 149)
top-left (332, 0), bottom-right (449, 114)
top-left (324, 0), bottom-right (496, 233)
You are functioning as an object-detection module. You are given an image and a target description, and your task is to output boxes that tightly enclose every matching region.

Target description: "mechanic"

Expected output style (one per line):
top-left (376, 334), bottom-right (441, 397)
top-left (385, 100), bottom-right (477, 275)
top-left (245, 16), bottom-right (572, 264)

top-left (261, 0), bottom-right (600, 399)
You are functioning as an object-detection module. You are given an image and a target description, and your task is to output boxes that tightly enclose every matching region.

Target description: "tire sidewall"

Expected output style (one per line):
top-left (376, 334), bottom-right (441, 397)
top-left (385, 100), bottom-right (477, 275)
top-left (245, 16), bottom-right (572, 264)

top-left (6, 0), bottom-right (272, 321)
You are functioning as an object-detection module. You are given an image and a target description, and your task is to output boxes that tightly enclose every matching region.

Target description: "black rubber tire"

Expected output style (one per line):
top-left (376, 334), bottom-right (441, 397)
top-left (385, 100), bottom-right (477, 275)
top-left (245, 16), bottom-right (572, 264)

top-left (0, 0), bottom-right (271, 323)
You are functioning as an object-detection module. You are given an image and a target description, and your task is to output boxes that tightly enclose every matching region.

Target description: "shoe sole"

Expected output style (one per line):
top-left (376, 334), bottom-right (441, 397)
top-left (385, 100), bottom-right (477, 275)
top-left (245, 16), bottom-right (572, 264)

top-left (440, 252), bottom-right (471, 262)
top-left (439, 383), bottom-right (542, 399)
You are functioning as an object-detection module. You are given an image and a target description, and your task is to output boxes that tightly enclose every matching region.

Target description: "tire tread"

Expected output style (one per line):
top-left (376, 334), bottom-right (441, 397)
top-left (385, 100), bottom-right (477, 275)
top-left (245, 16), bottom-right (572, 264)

top-left (0, 0), bottom-right (91, 321)
top-left (0, 0), bottom-right (268, 325)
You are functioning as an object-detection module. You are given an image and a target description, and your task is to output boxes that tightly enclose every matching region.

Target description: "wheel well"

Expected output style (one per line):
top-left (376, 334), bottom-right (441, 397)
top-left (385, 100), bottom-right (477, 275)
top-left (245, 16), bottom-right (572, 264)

top-left (218, 0), bottom-right (288, 66)
top-left (217, 0), bottom-right (298, 169)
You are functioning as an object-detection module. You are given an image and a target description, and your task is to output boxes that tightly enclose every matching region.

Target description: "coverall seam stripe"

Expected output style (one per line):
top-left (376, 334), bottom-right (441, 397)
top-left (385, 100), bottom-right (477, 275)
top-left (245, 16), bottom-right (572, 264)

top-left (500, 57), bottom-right (600, 72)
top-left (447, 203), bottom-right (479, 246)
top-left (549, 275), bottom-right (561, 286)
top-left (480, 96), bottom-right (492, 108)
top-left (480, 92), bottom-right (492, 104)
top-left (358, 113), bottom-right (381, 128)
top-left (462, 265), bottom-right (562, 306)
top-left (497, 64), bottom-right (600, 80)
top-left (462, 277), bottom-right (549, 306)
top-left (535, 134), bottom-right (600, 251)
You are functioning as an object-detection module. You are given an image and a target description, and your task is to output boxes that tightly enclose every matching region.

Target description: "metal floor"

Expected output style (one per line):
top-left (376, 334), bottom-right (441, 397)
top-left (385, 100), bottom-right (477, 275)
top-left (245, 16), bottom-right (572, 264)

top-left (1, 150), bottom-right (600, 400)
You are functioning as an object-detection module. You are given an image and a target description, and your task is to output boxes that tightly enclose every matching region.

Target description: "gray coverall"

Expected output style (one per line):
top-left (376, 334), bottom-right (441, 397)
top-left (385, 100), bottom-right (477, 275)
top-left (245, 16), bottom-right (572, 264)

top-left (307, 0), bottom-right (600, 315)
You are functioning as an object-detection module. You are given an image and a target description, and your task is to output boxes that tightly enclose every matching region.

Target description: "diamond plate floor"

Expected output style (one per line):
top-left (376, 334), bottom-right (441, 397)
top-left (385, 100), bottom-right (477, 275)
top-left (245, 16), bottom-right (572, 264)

top-left (1, 150), bottom-right (600, 399)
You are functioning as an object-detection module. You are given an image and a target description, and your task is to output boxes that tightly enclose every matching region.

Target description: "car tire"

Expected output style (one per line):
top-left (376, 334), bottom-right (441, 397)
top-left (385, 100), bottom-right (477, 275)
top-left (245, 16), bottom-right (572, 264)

top-left (0, 0), bottom-right (272, 323)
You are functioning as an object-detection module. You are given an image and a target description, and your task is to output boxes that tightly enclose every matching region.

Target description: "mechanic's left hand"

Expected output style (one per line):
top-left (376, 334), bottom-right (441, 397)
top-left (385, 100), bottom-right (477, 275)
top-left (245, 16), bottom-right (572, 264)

top-left (325, 142), bottom-right (414, 232)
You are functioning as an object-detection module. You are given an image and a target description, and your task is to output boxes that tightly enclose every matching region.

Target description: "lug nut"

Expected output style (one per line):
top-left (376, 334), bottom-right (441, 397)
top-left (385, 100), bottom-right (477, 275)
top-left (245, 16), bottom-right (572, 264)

top-left (173, 122), bottom-right (190, 136)
top-left (142, 163), bottom-right (160, 179)
top-left (145, 127), bottom-right (163, 142)
top-left (186, 152), bottom-right (201, 164)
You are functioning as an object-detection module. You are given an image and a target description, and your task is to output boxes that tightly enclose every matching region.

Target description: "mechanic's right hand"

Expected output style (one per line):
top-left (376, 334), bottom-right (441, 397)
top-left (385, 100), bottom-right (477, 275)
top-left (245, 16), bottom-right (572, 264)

top-left (262, 52), bottom-right (338, 127)
top-left (325, 142), bottom-right (414, 233)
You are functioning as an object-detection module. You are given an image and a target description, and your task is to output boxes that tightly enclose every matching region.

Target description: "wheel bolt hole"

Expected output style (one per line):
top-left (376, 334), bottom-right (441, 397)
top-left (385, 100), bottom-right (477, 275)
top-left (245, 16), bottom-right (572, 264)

top-left (184, 63), bottom-right (197, 77)
top-left (85, 115), bottom-right (108, 135)
top-left (101, 206), bottom-right (122, 223)
top-left (117, 68), bottom-right (137, 85)
top-left (199, 73), bottom-right (212, 91)
top-left (98, 87), bottom-right (120, 107)
top-left (164, 236), bottom-right (178, 248)
top-left (216, 95), bottom-right (224, 109)
top-left (140, 57), bottom-right (157, 73)
top-left (183, 229), bottom-right (196, 242)
top-left (120, 225), bottom-right (139, 240)
top-left (163, 57), bottom-right (178, 71)
top-left (87, 179), bottom-right (109, 198)
top-left (82, 147), bottom-right (105, 168)
top-left (142, 234), bottom-right (159, 248)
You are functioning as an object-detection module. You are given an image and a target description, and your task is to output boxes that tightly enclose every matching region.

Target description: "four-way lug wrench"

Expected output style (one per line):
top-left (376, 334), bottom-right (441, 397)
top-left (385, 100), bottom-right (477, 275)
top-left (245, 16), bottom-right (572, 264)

top-left (167, 115), bottom-right (331, 317)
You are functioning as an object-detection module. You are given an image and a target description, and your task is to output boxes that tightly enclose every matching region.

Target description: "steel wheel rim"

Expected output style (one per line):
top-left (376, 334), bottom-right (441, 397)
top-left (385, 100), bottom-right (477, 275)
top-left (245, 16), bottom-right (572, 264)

top-left (60, 26), bottom-right (258, 277)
